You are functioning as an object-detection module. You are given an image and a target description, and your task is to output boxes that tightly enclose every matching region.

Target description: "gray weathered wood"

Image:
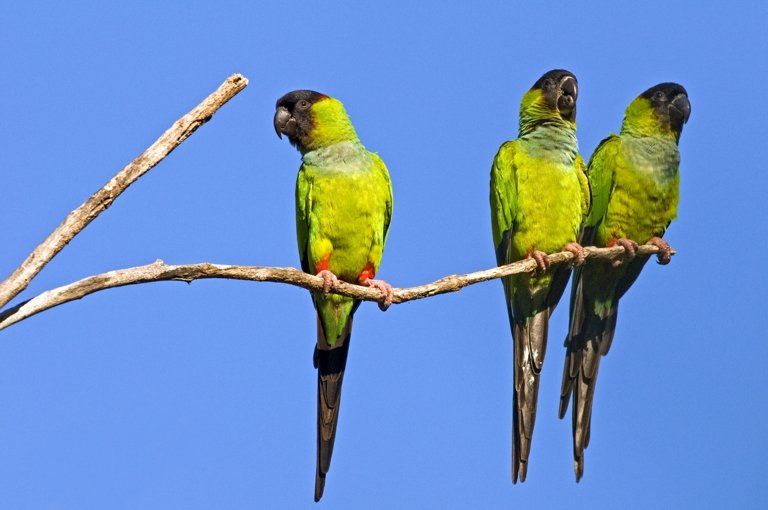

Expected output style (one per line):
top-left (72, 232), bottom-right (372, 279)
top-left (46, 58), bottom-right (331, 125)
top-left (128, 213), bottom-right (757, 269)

top-left (0, 245), bottom-right (672, 331)
top-left (0, 74), bottom-right (249, 310)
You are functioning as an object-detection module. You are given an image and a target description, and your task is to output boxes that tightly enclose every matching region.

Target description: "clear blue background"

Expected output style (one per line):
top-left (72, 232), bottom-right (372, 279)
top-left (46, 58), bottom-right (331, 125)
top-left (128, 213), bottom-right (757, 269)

top-left (1, 2), bottom-right (766, 508)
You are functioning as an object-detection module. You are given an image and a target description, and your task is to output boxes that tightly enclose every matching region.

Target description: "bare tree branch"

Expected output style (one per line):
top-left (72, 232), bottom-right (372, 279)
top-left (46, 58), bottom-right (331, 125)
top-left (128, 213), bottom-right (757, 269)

top-left (0, 244), bottom-right (672, 331)
top-left (0, 74), bottom-right (249, 310)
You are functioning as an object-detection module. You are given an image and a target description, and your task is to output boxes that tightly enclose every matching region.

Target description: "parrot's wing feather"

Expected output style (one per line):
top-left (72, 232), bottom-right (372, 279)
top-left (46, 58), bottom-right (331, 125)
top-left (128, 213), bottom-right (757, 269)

top-left (583, 135), bottom-right (617, 233)
top-left (576, 153), bottom-right (592, 231)
top-left (371, 153), bottom-right (394, 242)
top-left (295, 164), bottom-right (312, 274)
top-left (490, 141), bottom-right (518, 267)
top-left (560, 135), bottom-right (620, 481)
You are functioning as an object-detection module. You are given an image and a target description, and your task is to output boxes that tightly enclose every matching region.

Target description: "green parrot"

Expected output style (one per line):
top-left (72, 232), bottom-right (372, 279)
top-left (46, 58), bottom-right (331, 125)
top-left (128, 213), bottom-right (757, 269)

top-left (559, 83), bottom-right (690, 481)
top-left (274, 90), bottom-right (394, 501)
top-left (490, 69), bottom-right (590, 483)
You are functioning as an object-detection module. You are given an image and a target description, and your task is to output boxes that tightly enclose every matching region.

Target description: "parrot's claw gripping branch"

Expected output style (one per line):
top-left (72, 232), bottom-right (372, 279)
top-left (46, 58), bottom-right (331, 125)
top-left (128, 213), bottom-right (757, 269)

top-left (647, 237), bottom-right (672, 265)
top-left (317, 270), bottom-right (339, 295)
top-left (528, 250), bottom-right (550, 274)
top-left (361, 278), bottom-right (394, 311)
top-left (0, 244), bottom-right (674, 331)
top-left (564, 243), bottom-right (586, 266)
top-left (612, 238), bottom-right (640, 267)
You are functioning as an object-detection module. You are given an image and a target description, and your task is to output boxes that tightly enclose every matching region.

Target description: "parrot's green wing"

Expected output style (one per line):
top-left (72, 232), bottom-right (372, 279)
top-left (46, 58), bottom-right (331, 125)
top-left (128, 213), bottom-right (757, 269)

top-left (490, 141), bottom-right (518, 266)
top-left (559, 135), bottom-right (619, 481)
top-left (582, 135), bottom-right (617, 242)
top-left (295, 164), bottom-right (312, 274)
top-left (372, 153), bottom-right (394, 244)
top-left (576, 154), bottom-right (591, 227)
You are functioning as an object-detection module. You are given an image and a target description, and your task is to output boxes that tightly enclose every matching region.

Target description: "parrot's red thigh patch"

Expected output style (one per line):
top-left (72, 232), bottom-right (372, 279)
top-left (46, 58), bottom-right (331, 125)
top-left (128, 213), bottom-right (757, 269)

top-left (315, 254), bottom-right (331, 274)
top-left (358, 262), bottom-right (376, 284)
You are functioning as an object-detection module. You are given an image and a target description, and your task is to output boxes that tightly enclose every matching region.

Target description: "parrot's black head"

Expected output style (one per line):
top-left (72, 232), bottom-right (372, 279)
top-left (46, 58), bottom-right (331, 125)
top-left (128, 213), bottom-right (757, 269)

top-left (274, 90), bottom-right (329, 148)
top-left (531, 69), bottom-right (578, 122)
top-left (640, 82), bottom-right (691, 134)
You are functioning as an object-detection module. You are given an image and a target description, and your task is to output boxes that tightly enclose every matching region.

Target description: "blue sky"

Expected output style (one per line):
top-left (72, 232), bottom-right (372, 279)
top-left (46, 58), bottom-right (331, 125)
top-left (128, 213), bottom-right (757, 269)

top-left (1, 1), bottom-right (766, 508)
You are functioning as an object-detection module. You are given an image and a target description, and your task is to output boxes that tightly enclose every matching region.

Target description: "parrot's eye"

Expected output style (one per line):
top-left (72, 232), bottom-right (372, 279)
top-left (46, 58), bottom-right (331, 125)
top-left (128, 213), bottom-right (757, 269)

top-left (297, 100), bottom-right (310, 110)
top-left (653, 91), bottom-right (666, 101)
top-left (542, 78), bottom-right (555, 91)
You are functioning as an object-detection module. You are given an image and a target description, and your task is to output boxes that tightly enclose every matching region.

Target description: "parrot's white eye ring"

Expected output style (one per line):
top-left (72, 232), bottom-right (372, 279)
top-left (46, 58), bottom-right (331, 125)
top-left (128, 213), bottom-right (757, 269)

top-left (653, 91), bottom-right (665, 101)
top-left (298, 100), bottom-right (310, 109)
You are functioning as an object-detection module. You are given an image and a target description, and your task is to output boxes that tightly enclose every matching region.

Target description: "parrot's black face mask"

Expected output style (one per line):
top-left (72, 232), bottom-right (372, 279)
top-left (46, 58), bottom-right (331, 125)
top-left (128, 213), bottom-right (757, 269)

top-left (641, 83), bottom-right (691, 135)
top-left (532, 69), bottom-right (579, 123)
top-left (274, 90), bottom-right (327, 147)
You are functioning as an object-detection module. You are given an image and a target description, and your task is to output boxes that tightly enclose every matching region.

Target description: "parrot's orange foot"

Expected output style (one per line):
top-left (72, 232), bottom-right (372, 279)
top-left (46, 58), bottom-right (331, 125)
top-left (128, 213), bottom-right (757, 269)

top-left (362, 278), bottom-right (393, 311)
top-left (612, 238), bottom-right (639, 267)
top-left (527, 250), bottom-right (550, 275)
top-left (647, 237), bottom-right (672, 265)
top-left (564, 242), bottom-right (586, 266)
top-left (316, 270), bottom-right (339, 295)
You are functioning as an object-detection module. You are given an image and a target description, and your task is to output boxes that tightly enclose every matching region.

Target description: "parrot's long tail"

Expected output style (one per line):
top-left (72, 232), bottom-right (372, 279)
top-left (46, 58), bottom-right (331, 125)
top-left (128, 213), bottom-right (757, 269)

top-left (511, 309), bottom-right (550, 483)
top-left (313, 315), bottom-right (354, 502)
top-left (559, 253), bottom-right (651, 481)
top-left (559, 293), bottom-right (618, 482)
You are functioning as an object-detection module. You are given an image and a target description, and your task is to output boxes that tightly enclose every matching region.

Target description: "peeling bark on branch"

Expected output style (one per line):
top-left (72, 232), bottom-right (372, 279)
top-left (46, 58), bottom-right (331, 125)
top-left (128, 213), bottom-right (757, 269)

top-left (0, 74), bottom-right (248, 310)
top-left (0, 245), bottom-right (671, 331)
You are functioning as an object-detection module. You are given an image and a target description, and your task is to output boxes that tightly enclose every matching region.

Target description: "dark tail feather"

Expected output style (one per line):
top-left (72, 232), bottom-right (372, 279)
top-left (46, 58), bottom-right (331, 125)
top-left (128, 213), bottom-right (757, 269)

top-left (313, 315), bottom-right (353, 502)
top-left (511, 309), bottom-right (549, 483)
top-left (559, 267), bottom-right (588, 419)
top-left (571, 333), bottom-right (600, 482)
top-left (560, 303), bottom-right (618, 482)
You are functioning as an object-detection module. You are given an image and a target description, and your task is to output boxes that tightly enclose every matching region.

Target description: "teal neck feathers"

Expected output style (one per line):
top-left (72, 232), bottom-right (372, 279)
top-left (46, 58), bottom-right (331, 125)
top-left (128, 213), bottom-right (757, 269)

top-left (302, 140), bottom-right (370, 171)
top-left (518, 121), bottom-right (579, 167)
top-left (620, 133), bottom-right (680, 179)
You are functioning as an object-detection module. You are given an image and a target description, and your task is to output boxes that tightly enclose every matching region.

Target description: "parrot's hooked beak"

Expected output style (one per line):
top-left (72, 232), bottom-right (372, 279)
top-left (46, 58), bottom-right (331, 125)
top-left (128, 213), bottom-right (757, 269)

top-left (557, 75), bottom-right (577, 116)
top-left (273, 106), bottom-right (294, 139)
top-left (669, 93), bottom-right (691, 125)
